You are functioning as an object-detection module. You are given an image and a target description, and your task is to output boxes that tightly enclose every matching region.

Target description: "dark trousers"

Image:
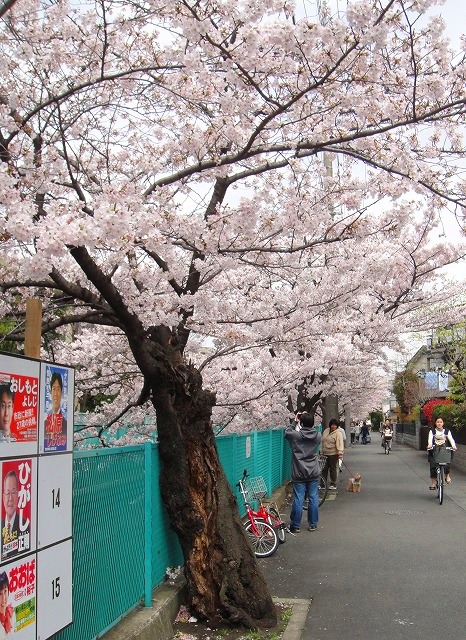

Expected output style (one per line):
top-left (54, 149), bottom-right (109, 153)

top-left (323, 454), bottom-right (339, 484)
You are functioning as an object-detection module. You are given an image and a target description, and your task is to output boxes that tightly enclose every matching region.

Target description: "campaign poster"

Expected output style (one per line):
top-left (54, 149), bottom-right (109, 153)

top-left (1, 460), bottom-right (34, 563)
top-left (0, 553), bottom-right (36, 639)
top-left (40, 365), bottom-right (73, 454)
top-left (0, 370), bottom-right (38, 445)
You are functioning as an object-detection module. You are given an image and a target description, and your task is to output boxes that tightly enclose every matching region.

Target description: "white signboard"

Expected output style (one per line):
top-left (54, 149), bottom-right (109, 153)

top-left (36, 540), bottom-right (73, 640)
top-left (37, 454), bottom-right (72, 549)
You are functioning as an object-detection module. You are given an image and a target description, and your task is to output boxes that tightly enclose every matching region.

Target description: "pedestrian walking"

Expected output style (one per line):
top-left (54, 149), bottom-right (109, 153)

top-left (355, 422), bottom-right (361, 443)
top-left (361, 421), bottom-right (369, 445)
top-left (321, 418), bottom-right (344, 490)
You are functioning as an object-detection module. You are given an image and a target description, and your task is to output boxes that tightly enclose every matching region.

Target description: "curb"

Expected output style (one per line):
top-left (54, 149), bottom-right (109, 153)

top-left (102, 578), bottom-right (187, 640)
top-left (276, 598), bottom-right (311, 640)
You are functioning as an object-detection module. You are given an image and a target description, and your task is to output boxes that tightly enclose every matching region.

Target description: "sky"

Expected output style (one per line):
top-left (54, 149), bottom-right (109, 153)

top-left (298, 0), bottom-right (465, 45)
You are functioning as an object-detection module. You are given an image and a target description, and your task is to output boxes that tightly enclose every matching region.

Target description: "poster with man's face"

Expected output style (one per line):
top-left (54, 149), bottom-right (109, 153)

top-left (1, 460), bottom-right (34, 563)
top-left (39, 364), bottom-right (74, 454)
top-left (0, 360), bottom-right (39, 452)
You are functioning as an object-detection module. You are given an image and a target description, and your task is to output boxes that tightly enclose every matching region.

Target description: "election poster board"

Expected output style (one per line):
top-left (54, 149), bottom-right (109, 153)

top-left (0, 353), bottom-right (74, 640)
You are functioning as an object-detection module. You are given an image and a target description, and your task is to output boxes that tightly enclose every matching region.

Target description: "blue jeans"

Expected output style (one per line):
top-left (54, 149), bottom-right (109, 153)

top-left (290, 479), bottom-right (319, 529)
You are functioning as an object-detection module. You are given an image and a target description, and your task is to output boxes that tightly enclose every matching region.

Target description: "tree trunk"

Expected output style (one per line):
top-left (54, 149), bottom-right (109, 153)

top-left (149, 351), bottom-right (277, 629)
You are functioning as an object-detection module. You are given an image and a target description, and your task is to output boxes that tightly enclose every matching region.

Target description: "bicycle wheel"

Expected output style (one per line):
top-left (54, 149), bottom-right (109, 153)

top-left (438, 466), bottom-right (444, 505)
top-left (266, 506), bottom-right (286, 544)
top-left (318, 475), bottom-right (327, 507)
top-left (244, 519), bottom-right (279, 557)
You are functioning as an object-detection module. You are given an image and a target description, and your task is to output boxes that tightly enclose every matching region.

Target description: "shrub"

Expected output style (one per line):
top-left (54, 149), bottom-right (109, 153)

top-left (452, 404), bottom-right (466, 432)
top-left (422, 399), bottom-right (453, 425)
top-left (432, 403), bottom-right (455, 429)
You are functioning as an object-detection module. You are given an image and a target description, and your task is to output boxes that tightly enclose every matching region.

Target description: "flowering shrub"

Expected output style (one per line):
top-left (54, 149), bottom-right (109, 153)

top-left (422, 399), bottom-right (453, 425)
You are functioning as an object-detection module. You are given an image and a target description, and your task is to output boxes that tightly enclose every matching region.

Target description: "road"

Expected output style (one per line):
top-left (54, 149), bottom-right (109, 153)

top-left (261, 438), bottom-right (466, 640)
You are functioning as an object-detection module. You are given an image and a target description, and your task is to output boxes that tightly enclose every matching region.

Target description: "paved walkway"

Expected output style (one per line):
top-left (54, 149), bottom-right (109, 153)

top-left (261, 440), bottom-right (466, 640)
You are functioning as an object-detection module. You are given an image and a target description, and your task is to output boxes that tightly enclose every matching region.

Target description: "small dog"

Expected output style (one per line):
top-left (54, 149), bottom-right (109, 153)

top-left (347, 473), bottom-right (362, 493)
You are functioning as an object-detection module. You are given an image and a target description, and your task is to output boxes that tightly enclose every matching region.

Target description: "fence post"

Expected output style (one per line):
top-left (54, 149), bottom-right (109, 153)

top-left (144, 442), bottom-right (153, 607)
top-left (278, 428), bottom-right (284, 486)
top-left (268, 429), bottom-right (273, 493)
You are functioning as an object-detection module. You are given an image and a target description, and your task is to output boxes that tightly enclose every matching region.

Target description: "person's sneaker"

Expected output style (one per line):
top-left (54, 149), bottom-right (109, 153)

top-left (289, 527), bottom-right (301, 533)
top-left (303, 504), bottom-right (308, 510)
top-left (308, 525), bottom-right (317, 531)
top-left (329, 484), bottom-right (337, 490)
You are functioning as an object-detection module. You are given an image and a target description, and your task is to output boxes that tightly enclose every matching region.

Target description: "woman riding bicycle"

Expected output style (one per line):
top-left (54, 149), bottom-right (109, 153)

top-left (381, 419), bottom-right (393, 452)
top-left (427, 417), bottom-right (457, 490)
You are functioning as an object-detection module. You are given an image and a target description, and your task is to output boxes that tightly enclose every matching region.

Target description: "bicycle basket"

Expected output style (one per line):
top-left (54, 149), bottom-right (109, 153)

top-left (434, 447), bottom-right (451, 465)
top-left (244, 476), bottom-right (268, 501)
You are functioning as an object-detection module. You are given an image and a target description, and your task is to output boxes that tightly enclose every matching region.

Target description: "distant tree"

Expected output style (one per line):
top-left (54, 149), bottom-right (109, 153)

top-left (393, 369), bottom-right (420, 418)
top-left (369, 410), bottom-right (384, 432)
top-left (436, 323), bottom-right (466, 404)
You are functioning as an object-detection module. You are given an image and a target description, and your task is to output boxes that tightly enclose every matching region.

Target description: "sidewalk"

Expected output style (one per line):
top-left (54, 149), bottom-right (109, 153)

top-left (261, 440), bottom-right (466, 640)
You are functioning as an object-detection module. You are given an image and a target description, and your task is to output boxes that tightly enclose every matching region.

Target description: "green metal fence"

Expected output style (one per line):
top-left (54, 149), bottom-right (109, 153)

top-left (53, 427), bottom-right (290, 640)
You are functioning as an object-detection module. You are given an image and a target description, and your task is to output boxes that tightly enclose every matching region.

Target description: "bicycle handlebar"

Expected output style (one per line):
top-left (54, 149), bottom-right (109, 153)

top-left (235, 469), bottom-right (249, 488)
top-left (427, 446), bottom-right (455, 450)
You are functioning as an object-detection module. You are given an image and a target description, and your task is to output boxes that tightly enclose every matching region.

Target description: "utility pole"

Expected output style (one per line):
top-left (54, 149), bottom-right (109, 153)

top-left (24, 298), bottom-right (42, 358)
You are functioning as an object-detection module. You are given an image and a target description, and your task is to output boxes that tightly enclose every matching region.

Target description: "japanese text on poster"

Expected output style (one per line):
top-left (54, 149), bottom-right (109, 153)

top-left (0, 374), bottom-right (38, 444)
top-left (0, 555), bottom-right (36, 636)
top-left (1, 460), bottom-right (32, 562)
top-left (43, 366), bottom-right (70, 453)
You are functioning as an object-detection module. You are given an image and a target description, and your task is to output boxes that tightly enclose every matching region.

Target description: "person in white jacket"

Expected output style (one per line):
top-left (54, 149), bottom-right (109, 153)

top-left (427, 417), bottom-right (457, 489)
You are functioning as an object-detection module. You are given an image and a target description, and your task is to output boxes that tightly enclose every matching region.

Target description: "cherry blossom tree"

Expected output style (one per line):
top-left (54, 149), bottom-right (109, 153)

top-left (1, 0), bottom-right (466, 627)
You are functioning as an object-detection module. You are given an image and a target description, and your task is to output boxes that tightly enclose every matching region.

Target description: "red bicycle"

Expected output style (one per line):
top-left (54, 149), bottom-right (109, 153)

top-left (241, 471), bottom-right (287, 543)
top-left (236, 470), bottom-right (280, 557)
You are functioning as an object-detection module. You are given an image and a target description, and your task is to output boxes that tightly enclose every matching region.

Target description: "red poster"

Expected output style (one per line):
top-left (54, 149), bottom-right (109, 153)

top-left (0, 373), bottom-right (38, 443)
top-left (1, 460), bottom-right (33, 562)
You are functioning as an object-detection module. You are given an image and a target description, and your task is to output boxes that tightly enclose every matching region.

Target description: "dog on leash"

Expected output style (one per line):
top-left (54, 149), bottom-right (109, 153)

top-left (347, 473), bottom-right (362, 493)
